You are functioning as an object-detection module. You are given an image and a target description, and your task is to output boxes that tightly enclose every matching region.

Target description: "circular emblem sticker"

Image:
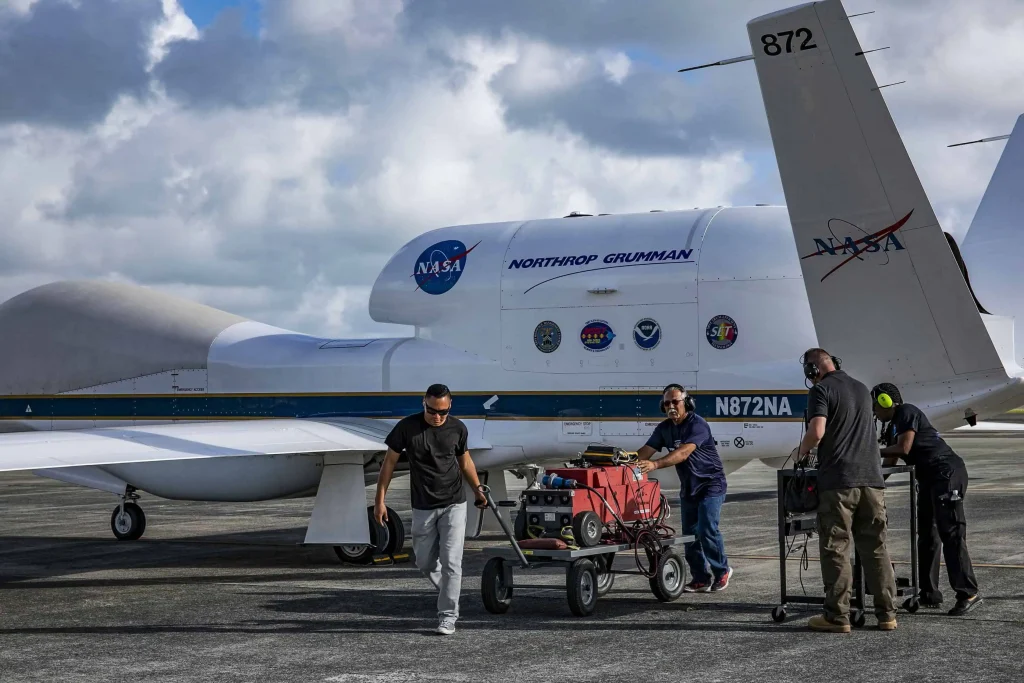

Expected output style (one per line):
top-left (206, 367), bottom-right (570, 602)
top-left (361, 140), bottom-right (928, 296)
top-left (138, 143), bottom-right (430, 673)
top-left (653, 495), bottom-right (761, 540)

top-left (633, 318), bottom-right (661, 350)
top-left (413, 239), bottom-right (474, 295)
top-left (706, 314), bottom-right (738, 349)
top-left (580, 320), bottom-right (615, 352)
top-left (534, 321), bottom-right (561, 353)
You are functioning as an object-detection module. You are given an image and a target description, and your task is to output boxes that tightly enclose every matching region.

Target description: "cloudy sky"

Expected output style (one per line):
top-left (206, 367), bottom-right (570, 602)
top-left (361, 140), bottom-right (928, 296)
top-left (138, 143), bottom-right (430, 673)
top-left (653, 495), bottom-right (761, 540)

top-left (1, 0), bottom-right (1021, 339)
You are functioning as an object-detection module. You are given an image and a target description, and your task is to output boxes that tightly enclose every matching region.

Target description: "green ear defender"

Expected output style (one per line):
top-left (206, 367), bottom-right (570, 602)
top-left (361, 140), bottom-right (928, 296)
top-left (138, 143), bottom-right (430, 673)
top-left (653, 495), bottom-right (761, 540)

top-left (876, 393), bottom-right (893, 409)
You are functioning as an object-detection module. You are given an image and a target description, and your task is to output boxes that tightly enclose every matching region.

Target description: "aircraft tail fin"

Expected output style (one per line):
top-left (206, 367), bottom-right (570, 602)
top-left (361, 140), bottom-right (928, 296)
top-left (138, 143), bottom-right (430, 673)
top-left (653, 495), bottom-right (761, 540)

top-left (746, 0), bottom-right (1006, 389)
top-left (960, 114), bottom-right (1024, 369)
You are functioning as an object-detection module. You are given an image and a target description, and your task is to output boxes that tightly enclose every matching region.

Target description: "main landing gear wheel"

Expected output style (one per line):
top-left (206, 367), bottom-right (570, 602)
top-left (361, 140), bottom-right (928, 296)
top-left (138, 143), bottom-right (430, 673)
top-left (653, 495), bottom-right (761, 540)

top-left (566, 558), bottom-right (599, 616)
top-left (111, 502), bottom-right (146, 541)
top-left (772, 606), bottom-right (787, 622)
top-left (333, 506), bottom-right (399, 564)
top-left (481, 557), bottom-right (513, 614)
top-left (649, 550), bottom-right (686, 602)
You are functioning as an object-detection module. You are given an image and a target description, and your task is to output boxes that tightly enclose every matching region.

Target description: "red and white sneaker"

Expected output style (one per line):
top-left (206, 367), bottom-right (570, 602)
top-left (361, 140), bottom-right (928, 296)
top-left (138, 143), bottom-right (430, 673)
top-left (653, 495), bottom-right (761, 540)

top-left (711, 567), bottom-right (734, 592)
top-left (684, 580), bottom-right (712, 593)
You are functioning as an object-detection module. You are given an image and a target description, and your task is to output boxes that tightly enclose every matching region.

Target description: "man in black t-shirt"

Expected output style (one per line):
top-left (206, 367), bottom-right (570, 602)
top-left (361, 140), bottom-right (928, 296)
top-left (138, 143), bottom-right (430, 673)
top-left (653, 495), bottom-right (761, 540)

top-left (374, 384), bottom-right (487, 635)
top-left (796, 348), bottom-right (897, 633)
top-left (872, 382), bottom-right (982, 616)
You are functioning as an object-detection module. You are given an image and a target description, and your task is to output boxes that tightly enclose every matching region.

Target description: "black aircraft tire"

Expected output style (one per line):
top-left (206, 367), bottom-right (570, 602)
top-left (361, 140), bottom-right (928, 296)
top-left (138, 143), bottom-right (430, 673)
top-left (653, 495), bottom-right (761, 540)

top-left (111, 503), bottom-right (146, 541)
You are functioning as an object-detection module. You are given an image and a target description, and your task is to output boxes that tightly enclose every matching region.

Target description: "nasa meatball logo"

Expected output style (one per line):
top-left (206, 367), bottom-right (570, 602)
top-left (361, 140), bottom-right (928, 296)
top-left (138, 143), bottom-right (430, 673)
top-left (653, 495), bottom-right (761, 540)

top-left (580, 320), bottom-right (615, 352)
top-left (534, 321), bottom-right (561, 353)
top-left (412, 239), bottom-right (480, 295)
top-left (706, 314), bottom-right (738, 350)
top-left (633, 318), bottom-right (661, 350)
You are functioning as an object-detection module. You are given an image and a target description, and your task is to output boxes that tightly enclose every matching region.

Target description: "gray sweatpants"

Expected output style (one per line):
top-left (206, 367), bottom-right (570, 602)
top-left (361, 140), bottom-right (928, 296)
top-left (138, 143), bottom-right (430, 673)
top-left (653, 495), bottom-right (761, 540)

top-left (411, 502), bottom-right (467, 620)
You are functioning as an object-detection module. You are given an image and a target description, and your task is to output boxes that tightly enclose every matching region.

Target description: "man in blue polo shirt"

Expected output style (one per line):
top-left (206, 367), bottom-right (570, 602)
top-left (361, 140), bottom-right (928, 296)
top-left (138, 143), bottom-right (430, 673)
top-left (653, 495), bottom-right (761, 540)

top-left (637, 383), bottom-right (733, 592)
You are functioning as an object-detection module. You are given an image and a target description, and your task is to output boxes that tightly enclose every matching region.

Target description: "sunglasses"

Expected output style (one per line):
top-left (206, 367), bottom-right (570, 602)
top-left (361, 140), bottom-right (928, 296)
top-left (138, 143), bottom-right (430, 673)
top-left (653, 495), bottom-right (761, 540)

top-left (424, 404), bottom-right (451, 416)
top-left (661, 398), bottom-right (685, 409)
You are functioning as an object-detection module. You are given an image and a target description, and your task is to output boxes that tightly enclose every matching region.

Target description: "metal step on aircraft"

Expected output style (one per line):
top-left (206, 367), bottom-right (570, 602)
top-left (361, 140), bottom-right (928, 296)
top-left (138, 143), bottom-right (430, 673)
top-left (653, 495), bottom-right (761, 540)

top-left (1, 0), bottom-right (1023, 563)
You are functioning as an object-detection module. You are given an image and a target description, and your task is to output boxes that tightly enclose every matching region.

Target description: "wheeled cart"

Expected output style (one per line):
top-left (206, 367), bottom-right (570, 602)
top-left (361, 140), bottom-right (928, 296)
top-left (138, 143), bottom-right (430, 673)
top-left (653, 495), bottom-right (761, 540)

top-left (478, 486), bottom-right (696, 616)
top-left (772, 464), bottom-right (921, 626)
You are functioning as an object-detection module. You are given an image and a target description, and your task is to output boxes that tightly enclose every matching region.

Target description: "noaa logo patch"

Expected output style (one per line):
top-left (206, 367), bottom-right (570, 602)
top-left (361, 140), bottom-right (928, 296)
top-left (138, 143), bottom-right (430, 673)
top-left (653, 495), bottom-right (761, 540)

top-left (534, 321), bottom-right (561, 353)
top-left (580, 320), bottom-right (615, 352)
top-left (706, 315), bottom-right (737, 349)
top-left (633, 318), bottom-right (661, 350)
top-left (413, 239), bottom-right (479, 295)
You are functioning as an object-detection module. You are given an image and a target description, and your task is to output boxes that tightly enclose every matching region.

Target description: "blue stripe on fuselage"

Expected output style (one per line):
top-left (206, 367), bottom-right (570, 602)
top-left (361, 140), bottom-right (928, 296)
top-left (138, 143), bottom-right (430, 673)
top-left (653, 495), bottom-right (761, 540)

top-left (0, 391), bottom-right (808, 421)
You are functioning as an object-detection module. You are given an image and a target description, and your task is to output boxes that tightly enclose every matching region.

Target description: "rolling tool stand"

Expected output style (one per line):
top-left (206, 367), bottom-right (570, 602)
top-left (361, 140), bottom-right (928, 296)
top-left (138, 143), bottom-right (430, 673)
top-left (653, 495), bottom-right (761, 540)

top-left (772, 464), bottom-right (920, 626)
top-left (478, 486), bottom-right (696, 617)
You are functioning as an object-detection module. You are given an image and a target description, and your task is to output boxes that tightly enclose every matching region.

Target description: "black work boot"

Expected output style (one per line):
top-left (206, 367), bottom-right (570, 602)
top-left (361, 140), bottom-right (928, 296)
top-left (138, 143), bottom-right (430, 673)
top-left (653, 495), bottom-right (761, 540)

top-left (948, 594), bottom-right (983, 616)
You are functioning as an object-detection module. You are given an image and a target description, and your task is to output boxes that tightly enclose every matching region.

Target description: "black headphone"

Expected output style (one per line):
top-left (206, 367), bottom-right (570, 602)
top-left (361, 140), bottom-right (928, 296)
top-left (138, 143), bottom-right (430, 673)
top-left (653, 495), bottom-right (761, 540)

top-left (660, 383), bottom-right (696, 414)
top-left (801, 353), bottom-right (842, 381)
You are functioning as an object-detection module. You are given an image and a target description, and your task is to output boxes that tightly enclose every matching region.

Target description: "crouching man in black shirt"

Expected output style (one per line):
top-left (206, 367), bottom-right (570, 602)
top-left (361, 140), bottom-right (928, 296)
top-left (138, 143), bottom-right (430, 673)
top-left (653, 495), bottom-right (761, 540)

top-left (871, 382), bottom-right (982, 616)
top-left (374, 384), bottom-right (487, 635)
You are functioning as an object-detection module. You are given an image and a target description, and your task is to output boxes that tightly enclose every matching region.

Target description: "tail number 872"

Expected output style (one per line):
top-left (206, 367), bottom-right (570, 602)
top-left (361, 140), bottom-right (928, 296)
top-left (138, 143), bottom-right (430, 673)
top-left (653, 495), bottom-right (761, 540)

top-left (761, 28), bottom-right (817, 55)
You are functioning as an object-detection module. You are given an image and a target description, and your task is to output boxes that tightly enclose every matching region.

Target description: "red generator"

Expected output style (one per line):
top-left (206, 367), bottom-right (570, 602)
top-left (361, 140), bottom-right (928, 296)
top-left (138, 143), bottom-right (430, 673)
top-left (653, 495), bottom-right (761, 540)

top-left (514, 446), bottom-right (666, 547)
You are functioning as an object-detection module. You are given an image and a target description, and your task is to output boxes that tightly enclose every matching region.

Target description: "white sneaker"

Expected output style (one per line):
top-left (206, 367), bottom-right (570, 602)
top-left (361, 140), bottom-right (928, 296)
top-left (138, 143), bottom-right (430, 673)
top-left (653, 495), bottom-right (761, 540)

top-left (436, 617), bottom-right (456, 635)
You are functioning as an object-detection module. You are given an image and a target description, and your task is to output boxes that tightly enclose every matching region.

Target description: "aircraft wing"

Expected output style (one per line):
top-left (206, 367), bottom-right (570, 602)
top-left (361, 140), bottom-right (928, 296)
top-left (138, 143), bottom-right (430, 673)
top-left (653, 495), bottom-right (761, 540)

top-left (952, 421), bottom-right (1024, 432)
top-left (0, 418), bottom-right (394, 473)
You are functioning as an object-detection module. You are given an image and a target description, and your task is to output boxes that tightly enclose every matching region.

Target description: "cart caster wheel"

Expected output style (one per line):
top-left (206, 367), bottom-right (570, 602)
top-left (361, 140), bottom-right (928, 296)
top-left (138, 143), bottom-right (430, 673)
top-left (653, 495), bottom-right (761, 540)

top-left (566, 558), bottom-right (598, 616)
top-left (595, 553), bottom-right (615, 596)
top-left (482, 557), bottom-right (513, 614)
top-left (649, 550), bottom-right (686, 602)
top-left (772, 606), bottom-right (787, 623)
top-left (903, 598), bottom-right (920, 613)
top-left (851, 609), bottom-right (866, 628)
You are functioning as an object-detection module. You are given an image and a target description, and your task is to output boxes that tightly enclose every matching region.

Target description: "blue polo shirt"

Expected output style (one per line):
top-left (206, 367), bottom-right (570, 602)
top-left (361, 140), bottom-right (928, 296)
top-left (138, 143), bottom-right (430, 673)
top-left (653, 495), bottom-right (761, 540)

top-left (645, 413), bottom-right (727, 500)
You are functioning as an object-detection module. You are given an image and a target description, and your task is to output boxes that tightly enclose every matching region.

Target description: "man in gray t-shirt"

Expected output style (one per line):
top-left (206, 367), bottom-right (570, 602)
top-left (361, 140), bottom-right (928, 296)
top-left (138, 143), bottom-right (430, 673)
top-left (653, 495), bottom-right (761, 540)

top-left (796, 348), bottom-right (897, 633)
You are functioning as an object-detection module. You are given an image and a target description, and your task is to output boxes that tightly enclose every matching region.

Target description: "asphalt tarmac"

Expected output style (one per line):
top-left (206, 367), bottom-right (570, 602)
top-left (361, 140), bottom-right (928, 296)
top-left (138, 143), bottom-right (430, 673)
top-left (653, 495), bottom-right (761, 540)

top-left (1, 426), bottom-right (1023, 682)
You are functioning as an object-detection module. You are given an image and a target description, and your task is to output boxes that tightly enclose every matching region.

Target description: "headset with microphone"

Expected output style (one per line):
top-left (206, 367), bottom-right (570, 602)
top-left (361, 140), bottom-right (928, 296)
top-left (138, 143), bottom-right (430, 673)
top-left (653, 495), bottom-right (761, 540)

top-left (660, 383), bottom-right (696, 414)
top-left (800, 352), bottom-right (842, 382)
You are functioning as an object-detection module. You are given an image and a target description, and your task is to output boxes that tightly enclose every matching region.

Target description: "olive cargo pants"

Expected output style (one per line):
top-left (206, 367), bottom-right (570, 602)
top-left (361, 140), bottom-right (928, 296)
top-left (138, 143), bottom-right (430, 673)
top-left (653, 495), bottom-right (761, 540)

top-left (817, 487), bottom-right (897, 624)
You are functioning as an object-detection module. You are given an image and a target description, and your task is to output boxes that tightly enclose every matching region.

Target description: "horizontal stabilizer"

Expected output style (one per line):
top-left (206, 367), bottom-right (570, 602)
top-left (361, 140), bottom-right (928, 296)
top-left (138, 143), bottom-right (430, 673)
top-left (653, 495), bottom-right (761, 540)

top-left (746, 0), bottom-right (1005, 386)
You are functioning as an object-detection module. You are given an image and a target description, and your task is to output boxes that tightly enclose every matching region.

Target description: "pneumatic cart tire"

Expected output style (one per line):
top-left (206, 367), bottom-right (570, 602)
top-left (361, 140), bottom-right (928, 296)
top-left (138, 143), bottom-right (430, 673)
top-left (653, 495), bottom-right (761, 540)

top-left (903, 597), bottom-right (920, 613)
top-left (572, 511), bottom-right (602, 548)
top-left (772, 606), bottom-right (787, 622)
top-left (482, 557), bottom-right (513, 614)
top-left (595, 553), bottom-right (615, 596)
top-left (649, 550), bottom-right (686, 602)
top-left (566, 558), bottom-right (598, 616)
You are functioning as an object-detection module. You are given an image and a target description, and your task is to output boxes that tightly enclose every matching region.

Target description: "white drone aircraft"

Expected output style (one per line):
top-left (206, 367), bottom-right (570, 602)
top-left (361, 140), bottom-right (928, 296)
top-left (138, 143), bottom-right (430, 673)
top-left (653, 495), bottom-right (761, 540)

top-left (1, 0), bottom-right (1022, 563)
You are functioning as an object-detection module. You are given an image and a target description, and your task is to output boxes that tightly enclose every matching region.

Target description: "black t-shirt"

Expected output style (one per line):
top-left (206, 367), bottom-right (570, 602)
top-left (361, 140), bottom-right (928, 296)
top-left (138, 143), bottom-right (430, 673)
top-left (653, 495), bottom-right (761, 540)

top-left (807, 369), bottom-right (885, 491)
top-left (886, 403), bottom-right (962, 481)
top-left (384, 413), bottom-right (468, 510)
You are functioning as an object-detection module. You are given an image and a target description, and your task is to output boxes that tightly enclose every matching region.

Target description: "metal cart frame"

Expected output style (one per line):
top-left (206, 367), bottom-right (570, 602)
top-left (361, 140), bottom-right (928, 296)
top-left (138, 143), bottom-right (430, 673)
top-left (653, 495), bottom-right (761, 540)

top-left (478, 487), bottom-right (697, 616)
top-left (772, 464), bottom-right (920, 626)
